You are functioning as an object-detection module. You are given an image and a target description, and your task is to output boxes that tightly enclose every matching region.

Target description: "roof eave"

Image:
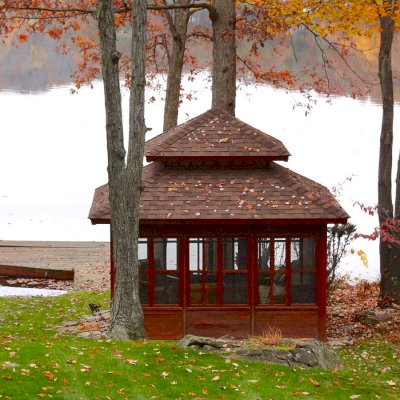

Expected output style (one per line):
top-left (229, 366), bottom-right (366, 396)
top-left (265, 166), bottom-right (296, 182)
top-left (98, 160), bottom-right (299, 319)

top-left (145, 155), bottom-right (290, 163)
top-left (89, 217), bottom-right (348, 226)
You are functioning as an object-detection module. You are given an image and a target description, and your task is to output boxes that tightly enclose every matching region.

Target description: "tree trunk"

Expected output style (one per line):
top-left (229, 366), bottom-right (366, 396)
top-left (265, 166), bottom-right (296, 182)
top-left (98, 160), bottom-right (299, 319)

top-left (211, 0), bottom-right (236, 115)
top-left (163, 0), bottom-right (190, 131)
top-left (97, 0), bottom-right (146, 339)
top-left (378, 13), bottom-right (399, 302)
top-left (390, 149), bottom-right (400, 301)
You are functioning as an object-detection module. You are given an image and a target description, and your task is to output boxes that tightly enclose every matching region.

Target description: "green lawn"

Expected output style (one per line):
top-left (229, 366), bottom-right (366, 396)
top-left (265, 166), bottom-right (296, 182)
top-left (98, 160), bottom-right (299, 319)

top-left (0, 292), bottom-right (399, 399)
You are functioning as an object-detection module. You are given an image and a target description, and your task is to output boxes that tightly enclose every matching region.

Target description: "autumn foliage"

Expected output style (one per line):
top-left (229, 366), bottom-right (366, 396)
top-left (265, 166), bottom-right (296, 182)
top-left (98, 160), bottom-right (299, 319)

top-left (1, 0), bottom-right (394, 97)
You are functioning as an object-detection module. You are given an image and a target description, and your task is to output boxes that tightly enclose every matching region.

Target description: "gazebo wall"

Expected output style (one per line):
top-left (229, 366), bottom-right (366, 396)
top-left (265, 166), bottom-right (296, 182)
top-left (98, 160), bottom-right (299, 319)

top-left (110, 222), bottom-right (328, 340)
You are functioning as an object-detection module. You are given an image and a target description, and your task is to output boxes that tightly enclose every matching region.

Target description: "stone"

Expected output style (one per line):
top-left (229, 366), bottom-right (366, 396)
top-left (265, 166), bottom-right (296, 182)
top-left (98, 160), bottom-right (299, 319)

top-left (327, 339), bottom-right (350, 349)
top-left (236, 339), bottom-right (342, 370)
top-left (179, 335), bottom-right (341, 370)
top-left (355, 309), bottom-right (390, 326)
top-left (179, 334), bottom-right (226, 349)
top-left (63, 320), bottom-right (78, 327)
top-left (179, 334), bottom-right (238, 350)
top-left (218, 334), bottom-right (235, 341)
top-left (77, 331), bottom-right (93, 338)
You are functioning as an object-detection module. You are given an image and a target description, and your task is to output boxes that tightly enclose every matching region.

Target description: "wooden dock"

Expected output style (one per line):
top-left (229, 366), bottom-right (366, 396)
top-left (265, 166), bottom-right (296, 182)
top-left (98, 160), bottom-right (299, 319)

top-left (0, 241), bottom-right (110, 282)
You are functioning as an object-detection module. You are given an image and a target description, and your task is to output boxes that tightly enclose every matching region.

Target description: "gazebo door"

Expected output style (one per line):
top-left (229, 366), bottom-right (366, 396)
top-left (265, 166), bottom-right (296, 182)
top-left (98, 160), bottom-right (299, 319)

top-left (184, 236), bottom-right (251, 338)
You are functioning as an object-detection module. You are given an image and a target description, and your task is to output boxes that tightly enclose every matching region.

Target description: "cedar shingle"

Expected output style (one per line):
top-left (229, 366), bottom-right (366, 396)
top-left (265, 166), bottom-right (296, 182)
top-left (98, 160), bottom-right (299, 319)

top-left (89, 110), bottom-right (348, 224)
top-left (89, 162), bottom-right (349, 222)
top-left (145, 109), bottom-right (290, 161)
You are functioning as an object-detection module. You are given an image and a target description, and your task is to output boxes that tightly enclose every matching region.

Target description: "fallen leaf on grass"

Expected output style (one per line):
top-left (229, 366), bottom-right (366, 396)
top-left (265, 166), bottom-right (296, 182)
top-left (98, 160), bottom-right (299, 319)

top-left (310, 379), bottom-right (321, 387)
top-left (386, 380), bottom-right (396, 386)
top-left (350, 396), bottom-right (361, 399)
top-left (212, 375), bottom-right (220, 381)
top-left (43, 371), bottom-right (55, 380)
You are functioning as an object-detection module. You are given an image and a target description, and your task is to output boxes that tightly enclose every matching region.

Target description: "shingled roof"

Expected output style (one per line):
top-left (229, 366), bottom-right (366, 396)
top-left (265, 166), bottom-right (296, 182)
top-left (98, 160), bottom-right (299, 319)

top-left (145, 109), bottom-right (290, 162)
top-left (89, 161), bottom-right (349, 223)
top-left (89, 109), bottom-right (348, 224)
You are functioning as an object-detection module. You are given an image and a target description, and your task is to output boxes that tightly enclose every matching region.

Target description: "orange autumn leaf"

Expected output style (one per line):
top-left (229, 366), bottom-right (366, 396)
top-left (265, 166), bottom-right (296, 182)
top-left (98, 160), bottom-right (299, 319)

top-left (43, 371), bottom-right (55, 380)
top-left (17, 34), bottom-right (28, 44)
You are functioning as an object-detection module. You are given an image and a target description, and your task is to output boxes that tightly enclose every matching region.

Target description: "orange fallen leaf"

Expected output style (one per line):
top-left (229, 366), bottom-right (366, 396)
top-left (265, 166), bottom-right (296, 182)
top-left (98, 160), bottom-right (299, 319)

top-left (43, 371), bottom-right (55, 380)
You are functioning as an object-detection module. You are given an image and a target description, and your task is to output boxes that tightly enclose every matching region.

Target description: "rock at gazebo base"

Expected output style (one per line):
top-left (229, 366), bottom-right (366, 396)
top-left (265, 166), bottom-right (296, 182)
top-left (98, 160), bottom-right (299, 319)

top-left (178, 335), bottom-right (342, 370)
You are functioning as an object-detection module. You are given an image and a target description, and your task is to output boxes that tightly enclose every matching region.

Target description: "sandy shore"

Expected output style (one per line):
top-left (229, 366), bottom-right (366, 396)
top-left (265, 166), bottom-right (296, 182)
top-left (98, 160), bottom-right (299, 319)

top-left (0, 241), bottom-right (111, 292)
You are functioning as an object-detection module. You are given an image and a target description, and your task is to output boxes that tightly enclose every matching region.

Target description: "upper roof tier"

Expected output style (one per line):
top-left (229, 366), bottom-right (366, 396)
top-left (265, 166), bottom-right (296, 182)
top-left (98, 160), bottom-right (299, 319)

top-left (145, 109), bottom-right (290, 163)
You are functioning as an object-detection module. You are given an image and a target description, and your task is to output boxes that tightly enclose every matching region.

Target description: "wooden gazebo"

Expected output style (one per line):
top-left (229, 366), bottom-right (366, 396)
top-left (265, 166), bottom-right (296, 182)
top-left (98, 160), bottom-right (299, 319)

top-left (89, 109), bottom-right (348, 340)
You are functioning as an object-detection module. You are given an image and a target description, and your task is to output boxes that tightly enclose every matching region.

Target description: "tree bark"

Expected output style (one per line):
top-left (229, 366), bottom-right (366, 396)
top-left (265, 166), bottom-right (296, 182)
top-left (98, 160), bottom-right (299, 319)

top-left (378, 12), bottom-right (399, 302)
top-left (211, 0), bottom-right (236, 115)
top-left (163, 0), bottom-right (191, 131)
top-left (97, 0), bottom-right (146, 339)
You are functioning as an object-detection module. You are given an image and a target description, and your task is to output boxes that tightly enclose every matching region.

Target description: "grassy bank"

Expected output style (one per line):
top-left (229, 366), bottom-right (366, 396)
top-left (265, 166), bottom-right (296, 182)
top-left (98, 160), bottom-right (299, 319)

top-left (0, 293), bottom-right (399, 399)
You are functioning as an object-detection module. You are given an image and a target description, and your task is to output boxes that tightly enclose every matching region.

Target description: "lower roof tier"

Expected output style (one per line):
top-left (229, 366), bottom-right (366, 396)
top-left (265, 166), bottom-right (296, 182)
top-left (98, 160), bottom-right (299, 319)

top-left (89, 162), bottom-right (349, 224)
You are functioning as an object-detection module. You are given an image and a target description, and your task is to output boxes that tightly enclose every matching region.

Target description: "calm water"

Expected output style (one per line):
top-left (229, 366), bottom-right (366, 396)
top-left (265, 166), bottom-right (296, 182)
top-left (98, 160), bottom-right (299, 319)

top-left (1, 78), bottom-right (398, 280)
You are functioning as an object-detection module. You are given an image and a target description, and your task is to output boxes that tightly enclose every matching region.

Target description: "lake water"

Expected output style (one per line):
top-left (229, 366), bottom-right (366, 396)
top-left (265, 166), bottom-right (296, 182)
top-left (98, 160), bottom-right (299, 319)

top-left (1, 77), bottom-right (398, 281)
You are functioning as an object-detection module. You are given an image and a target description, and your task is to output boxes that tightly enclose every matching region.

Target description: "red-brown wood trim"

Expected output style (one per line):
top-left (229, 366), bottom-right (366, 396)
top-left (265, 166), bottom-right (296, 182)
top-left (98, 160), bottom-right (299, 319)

top-left (179, 237), bottom-right (186, 309)
top-left (138, 219), bottom-right (348, 226)
top-left (251, 236), bottom-right (258, 308)
top-left (187, 306), bottom-right (251, 311)
top-left (148, 238), bottom-right (155, 306)
top-left (217, 238), bottom-right (223, 306)
top-left (249, 235), bottom-right (256, 335)
top-left (285, 238), bottom-right (291, 306)
top-left (110, 229), bottom-right (114, 297)
top-left (247, 236), bottom-right (253, 308)
top-left (270, 238), bottom-right (275, 305)
top-left (142, 306), bottom-right (183, 311)
top-left (181, 236), bottom-right (188, 336)
top-left (316, 227), bottom-right (328, 341)
top-left (94, 218), bottom-right (348, 226)
top-left (200, 240), bottom-right (206, 304)
top-left (255, 305), bottom-right (318, 311)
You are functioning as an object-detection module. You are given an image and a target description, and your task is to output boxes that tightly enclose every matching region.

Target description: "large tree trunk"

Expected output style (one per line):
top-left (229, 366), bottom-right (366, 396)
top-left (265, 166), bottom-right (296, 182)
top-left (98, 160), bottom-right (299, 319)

top-left (163, 0), bottom-right (190, 131)
top-left (378, 13), bottom-right (399, 302)
top-left (98, 0), bottom-right (146, 339)
top-left (390, 150), bottom-right (400, 301)
top-left (211, 0), bottom-right (236, 115)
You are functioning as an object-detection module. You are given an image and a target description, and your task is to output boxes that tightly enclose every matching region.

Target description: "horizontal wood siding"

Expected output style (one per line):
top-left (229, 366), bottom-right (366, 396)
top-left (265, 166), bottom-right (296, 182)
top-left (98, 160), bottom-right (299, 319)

top-left (143, 308), bottom-right (183, 339)
top-left (186, 309), bottom-right (250, 338)
top-left (254, 309), bottom-right (319, 338)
